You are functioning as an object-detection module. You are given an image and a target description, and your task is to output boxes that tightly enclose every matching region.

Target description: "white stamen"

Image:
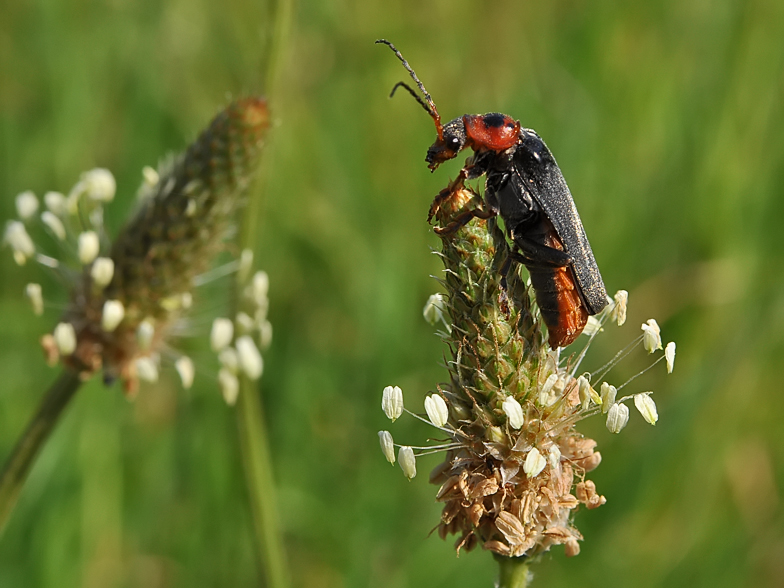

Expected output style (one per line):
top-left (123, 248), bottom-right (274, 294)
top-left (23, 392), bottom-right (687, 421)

top-left (236, 335), bottom-right (264, 380)
top-left (259, 320), bottom-right (273, 350)
top-left (78, 231), bottom-right (100, 265)
top-left (665, 342), bottom-right (676, 373)
top-left (218, 347), bottom-right (239, 374)
top-left (175, 356), bottom-right (195, 389)
top-left (606, 403), bottom-right (630, 433)
top-left (210, 318), bottom-right (234, 352)
top-left (82, 168), bottom-right (116, 202)
top-left (4, 221), bottom-right (35, 264)
top-left (611, 290), bottom-right (628, 326)
top-left (16, 191), bottom-right (39, 220)
top-left (548, 445), bottom-right (562, 469)
top-left (53, 322), bottom-right (76, 355)
top-left (218, 368), bottom-right (240, 406)
top-left (523, 448), bottom-right (547, 478)
top-left (251, 271), bottom-right (269, 304)
top-left (398, 446), bottom-right (417, 480)
top-left (424, 394), bottom-right (449, 428)
top-left (135, 357), bottom-right (159, 382)
top-left (423, 293), bottom-right (445, 326)
top-left (41, 211), bottom-right (66, 241)
top-left (142, 166), bottom-right (159, 186)
top-left (238, 249), bottom-right (254, 282)
top-left (382, 385), bottom-right (404, 421)
top-left (25, 283), bottom-right (44, 316)
top-left (634, 392), bottom-right (658, 425)
top-left (502, 396), bottom-right (525, 429)
top-left (44, 191), bottom-right (66, 216)
top-left (600, 382), bottom-right (617, 413)
top-left (582, 315), bottom-right (603, 336)
top-left (378, 431), bottom-right (395, 464)
top-left (136, 319), bottom-right (155, 350)
top-left (101, 300), bottom-right (125, 332)
top-left (235, 312), bottom-right (255, 335)
top-left (90, 257), bottom-right (115, 288)
top-left (641, 319), bottom-right (663, 353)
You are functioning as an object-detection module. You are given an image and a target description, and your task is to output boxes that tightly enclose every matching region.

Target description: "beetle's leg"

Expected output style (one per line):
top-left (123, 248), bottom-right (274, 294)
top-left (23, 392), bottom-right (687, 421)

top-left (509, 234), bottom-right (572, 269)
top-left (434, 206), bottom-right (496, 235)
top-left (428, 170), bottom-right (466, 222)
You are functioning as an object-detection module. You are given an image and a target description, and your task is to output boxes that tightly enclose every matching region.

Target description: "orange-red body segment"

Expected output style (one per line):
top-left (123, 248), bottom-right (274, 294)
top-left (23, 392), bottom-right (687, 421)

top-left (463, 114), bottom-right (520, 152)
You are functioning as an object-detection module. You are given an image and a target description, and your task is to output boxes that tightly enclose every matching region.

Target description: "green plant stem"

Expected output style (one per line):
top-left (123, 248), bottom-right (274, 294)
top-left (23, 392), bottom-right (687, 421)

top-left (230, 0), bottom-right (293, 586)
top-left (235, 379), bottom-right (289, 588)
top-left (496, 556), bottom-right (531, 588)
top-left (0, 369), bottom-right (82, 536)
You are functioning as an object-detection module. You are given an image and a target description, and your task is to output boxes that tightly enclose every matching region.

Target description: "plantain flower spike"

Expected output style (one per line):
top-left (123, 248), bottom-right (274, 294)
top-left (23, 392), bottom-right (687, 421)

top-left (8, 98), bottom-right (269, 393)
top-left (381, 186), bottom-right (675, 561)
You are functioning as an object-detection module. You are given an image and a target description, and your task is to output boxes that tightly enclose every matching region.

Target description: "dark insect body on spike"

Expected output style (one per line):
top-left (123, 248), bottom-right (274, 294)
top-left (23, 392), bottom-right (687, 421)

top-left (376, 39), bottom-right (608, 349)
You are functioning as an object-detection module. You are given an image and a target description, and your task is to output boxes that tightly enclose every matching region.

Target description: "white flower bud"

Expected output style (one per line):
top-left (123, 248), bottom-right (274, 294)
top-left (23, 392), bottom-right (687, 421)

top-left (641, 319), bottom-right (662, 353)
top-left (422, 293), bottom-right (445, 325)
top-left (53, 322), bottom-right (76, 355)
top-left (135, 357), bottom-right (159, 382)
top-left (378, 431), bottom-right (395, 464)
top-left (210, 318), bottom-right (234, 352)
top-left (600, 382), bottom-right (617, 413)
top-left (606, 403), bottom-right (630, 433)
top-left (136, 319), bottom-right (155, 350)
top-left (82, 168), bottom-right (116, 202)
top-left (611, 290), bottom-right (628, 326)
top-left (398, 446), bottom-right (417, 480)
top-left (502, 396), bottom-right (524, 429)
top-left (381, 385), bottom-right (403, 421)
top-left (4, 221), bottom-right (35, 264)
top-left (218, 368), bottom-right (240, 406)
top-left (44, 191), bottom-right (66, 215)
top-left (218, 347), bottom-right (239, 374)
top-left (424, 394), bottom-right (449, 428)
top-left (175, 356), bottom-right (195, 389)
top-left (16, 191), bottom-right (39, 220)
top-left (78, 231), bottom-right (100, 265)
top-left (523, 448), bottom-right (547, 478)
top-left (40, 211), bottom-right (66, 241)
top-left (101, 300), bottom-right (125, 332)
top-left (634, 392), bottom-right (658, 425)
top-left (665, 341), bottom-right (676, 374)
top-left (25, 283), bottom-right (44, 316)
top-left (236, 335), bottom-right (264, 380)
top-left (90, 257), bottom-right (115, 288)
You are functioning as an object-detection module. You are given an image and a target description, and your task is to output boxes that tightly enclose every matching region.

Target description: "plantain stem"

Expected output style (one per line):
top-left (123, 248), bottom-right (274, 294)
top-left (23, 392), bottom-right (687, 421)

top-left (496, 556), bottom-right (531, 588)
top-left (0, 369), bottom-right (82, 536)
top-left (230, 0), bottom-right (293, 585)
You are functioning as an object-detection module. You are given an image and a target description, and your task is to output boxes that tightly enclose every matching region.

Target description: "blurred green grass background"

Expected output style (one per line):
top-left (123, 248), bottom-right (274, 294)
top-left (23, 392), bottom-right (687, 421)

top-left (2, 0), bottom-right (783, 586)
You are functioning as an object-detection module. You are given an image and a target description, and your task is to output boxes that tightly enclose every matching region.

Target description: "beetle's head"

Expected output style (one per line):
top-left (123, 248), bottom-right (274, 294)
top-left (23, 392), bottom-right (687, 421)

top-left (425, 117), bottom-right (467, 170)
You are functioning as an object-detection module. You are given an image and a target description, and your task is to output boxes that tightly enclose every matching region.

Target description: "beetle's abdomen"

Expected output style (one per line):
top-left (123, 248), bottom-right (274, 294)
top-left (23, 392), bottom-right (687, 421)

top-left (527, 233), bottom-right (589, 349)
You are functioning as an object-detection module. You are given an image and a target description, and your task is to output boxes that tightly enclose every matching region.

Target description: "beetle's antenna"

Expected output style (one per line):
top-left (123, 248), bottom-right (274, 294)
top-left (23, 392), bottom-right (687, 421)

top-left (389, 82), bottom-right (432, 116)
top-left (376, 39), bottom-right (443, 140)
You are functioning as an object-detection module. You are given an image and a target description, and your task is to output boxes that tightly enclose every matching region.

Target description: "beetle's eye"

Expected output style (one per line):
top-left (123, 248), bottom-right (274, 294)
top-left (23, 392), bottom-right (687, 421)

top-left (449, 136), bottom-right (461, 149)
